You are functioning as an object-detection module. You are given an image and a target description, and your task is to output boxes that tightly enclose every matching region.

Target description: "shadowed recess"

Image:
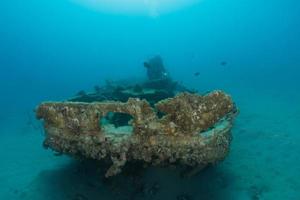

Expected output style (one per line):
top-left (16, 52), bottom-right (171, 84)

top-left (100, 112), bottom-right (134, 135)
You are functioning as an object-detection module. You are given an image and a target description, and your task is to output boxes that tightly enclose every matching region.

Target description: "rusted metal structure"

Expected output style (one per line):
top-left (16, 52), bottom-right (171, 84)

top-left (36, 91), bottom-right (237, 177)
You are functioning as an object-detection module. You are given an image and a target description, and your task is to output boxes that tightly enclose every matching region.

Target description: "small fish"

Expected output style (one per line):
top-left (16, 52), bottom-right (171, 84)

top-left (220, 61), bottom-right (227, 66)
top-left (194, 72), bottom-right (200, 77)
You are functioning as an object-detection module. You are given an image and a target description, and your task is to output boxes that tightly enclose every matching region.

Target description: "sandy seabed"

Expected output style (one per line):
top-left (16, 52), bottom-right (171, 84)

top-left (0, 88), bottom-right (299, 200)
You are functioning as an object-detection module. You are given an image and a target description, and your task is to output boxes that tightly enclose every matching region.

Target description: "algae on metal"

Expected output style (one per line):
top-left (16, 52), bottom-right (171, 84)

top-left (36, 90), bottom-right (237, 177)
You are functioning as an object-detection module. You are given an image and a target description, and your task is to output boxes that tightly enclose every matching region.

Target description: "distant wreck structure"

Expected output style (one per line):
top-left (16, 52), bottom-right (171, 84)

top-left (36, 56), bottom-right (238, 178)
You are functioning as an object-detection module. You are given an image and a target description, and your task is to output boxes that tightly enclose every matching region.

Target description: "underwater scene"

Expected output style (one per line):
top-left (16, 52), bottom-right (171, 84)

top-left (0, 0), bottom-right (300, 199)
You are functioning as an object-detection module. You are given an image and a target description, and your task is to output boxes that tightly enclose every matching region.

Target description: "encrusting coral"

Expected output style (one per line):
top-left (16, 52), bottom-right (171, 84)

top-left (36, 90), bottom-right (237, 177)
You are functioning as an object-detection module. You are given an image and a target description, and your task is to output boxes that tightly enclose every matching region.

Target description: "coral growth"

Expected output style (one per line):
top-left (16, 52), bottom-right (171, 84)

top-left (36, 90), bottom-right (237, 177)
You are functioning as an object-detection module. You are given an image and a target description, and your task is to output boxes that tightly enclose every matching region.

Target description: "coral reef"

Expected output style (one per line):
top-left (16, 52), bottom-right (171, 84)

top-left (36, 90), bottom-right (237, 177)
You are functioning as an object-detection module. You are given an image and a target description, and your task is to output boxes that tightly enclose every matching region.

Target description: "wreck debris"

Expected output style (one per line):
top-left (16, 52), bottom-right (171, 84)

top-left (36, 90), bottom-right (237, 177)
top-left (36, 56), bottom-right (237, 178)
top-left (70, 56), bottom-right (192, 104)
top-left (144, 55), bottom-right (169, 80)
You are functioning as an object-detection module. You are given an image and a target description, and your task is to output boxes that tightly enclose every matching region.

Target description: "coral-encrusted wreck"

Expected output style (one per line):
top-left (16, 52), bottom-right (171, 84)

top-left (36, 56), bottom-right (238, 177)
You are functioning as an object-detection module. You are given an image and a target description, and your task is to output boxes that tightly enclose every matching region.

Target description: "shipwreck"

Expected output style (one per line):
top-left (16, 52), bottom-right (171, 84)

top-left (36, 56), bottom-right (238, 177)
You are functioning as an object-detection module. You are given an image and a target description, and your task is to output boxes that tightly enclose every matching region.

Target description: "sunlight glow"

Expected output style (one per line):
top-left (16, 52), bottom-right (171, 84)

top-left (71, 0), bottom-right (201, 16)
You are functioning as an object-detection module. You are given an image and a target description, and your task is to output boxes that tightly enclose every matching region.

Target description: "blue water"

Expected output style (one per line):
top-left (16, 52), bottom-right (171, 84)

top-left (1, 0), bottom-right (300, 199)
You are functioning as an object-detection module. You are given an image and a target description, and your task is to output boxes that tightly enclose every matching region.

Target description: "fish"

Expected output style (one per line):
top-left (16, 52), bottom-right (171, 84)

top-left (220, 61), bottom-right (227, 66)
top-left (194, 72), bottom-right (200, 76)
